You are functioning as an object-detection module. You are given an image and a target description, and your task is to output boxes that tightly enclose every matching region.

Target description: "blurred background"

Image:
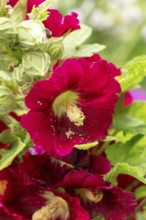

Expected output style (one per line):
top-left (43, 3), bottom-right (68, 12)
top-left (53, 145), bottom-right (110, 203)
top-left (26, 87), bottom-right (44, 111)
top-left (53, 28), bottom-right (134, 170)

top-left (55, 0), bottom-right (146, 88)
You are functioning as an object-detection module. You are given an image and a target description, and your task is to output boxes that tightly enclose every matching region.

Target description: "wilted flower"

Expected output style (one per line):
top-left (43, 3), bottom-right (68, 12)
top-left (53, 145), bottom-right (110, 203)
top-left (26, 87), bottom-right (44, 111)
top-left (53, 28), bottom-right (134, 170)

top-left (21, 55), bottom-right (121, 156)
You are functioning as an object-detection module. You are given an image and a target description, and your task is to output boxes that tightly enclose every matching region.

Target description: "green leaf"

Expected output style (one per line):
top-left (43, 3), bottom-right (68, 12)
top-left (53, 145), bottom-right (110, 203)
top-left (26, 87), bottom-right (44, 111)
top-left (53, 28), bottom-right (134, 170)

top-left (105, 135), bottom-right (146, 184)
top-left (75, 141), bottom-right (98, 150)
top-left (62, 24), bottom-right (92, 59)
top-left (117, 56), bottom-right (146, 92)
top-left (135, 186), bottom-right (146, 200)
top-left (72, 44), bottom-right (105, 58)
top-left (113, 114), bottom-right (146, 135)
top-left (113, 101), bottom-right (146, 136)
top-left (0, 116), bottom-right (32, 170)
top-left (127, 102), bottom-right (146, 123)
top-left (0, 138), bottom-right (25, 170)
top-left (29, 0), bottom-right (56, 21)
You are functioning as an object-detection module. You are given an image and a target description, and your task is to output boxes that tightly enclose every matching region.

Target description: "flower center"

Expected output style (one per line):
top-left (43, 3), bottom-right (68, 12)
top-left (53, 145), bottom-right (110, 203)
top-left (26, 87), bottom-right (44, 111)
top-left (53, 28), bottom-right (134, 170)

top-left (52, 90), bottom-right (85, 126)
top-left (32, 196), bottom-right (69, 220)
top-left (0, 180), bottom-right (8, 196)
top-left (76, 188), bottom-right (103, 203)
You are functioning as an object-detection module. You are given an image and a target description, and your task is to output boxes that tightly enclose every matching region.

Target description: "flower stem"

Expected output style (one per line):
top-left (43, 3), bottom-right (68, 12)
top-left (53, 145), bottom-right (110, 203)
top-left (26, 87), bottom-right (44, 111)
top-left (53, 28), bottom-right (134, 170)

top-left (96, 142), bottom-right (109, 155)
top-left (125, 180), bottom-right (140, 191)
top-left (0, 0), bottom-right (8, 15)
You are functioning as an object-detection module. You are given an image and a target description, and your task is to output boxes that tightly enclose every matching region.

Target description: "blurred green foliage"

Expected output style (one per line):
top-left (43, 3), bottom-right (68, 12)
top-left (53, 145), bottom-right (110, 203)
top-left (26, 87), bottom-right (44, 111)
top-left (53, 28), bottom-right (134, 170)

top-left (55, 0), bottom-right (146, 68)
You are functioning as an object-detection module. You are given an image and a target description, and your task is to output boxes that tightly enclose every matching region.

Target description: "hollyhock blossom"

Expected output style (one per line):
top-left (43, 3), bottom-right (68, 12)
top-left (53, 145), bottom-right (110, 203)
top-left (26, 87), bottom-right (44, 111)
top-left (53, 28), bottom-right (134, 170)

top-left (59, 169), bottom-right (137, 220)
top-left (17, 153), bottom-right (71, 187)
top-left (8, 1), bottom-right (80, 37)
top-left (0, 165), bottom-right (90, 220)
top-left (21, 55), bottom-right (121, 156)
top-left (43, 9), bottom-right (80, 37)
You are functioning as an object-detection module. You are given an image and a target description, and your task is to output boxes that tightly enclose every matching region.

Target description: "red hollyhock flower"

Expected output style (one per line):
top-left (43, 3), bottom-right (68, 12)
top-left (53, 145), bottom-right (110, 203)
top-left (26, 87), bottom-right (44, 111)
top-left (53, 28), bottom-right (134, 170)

top-left (59, 169), bottom-right (137, 220)
top-left (0, 166), bottom-right (90, 220)
top-left (43, 9), bottom-right (80, 37)
top-left (21, 55), bottom-right (121, 156)
top-left (17, 153), bottom-right (71, 187)
top-left (8, 1), bottom-right (80, 37)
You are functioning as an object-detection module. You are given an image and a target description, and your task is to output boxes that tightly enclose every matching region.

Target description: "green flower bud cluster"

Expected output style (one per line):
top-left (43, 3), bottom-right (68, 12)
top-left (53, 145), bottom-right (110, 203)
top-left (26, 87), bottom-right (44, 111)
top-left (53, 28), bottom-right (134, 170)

top-left (0, 3), bottom-right (64, 114)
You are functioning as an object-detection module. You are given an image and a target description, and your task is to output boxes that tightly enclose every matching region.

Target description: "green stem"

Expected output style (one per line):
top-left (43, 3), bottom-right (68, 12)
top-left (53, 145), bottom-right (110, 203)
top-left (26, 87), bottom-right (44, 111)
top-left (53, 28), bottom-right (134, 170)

top-left (0, 0), bottom-right (8, 15)
top-left (0, 114), bottom-right (17, 128)
top-left (125, 180), bottom-right (140, 191)
top-left (96, 142), bottom-right (109, 155)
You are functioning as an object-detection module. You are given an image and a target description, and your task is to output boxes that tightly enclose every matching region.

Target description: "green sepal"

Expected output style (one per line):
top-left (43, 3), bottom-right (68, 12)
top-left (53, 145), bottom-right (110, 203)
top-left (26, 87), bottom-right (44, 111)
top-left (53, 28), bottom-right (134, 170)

top-left (75, 141), bottom-right (98, 150)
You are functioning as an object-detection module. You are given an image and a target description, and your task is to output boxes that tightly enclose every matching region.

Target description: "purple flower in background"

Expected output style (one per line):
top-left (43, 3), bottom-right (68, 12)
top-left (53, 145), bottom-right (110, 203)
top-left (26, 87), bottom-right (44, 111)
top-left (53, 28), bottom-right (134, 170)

top-left (130, 88), bottom-right (146, 102)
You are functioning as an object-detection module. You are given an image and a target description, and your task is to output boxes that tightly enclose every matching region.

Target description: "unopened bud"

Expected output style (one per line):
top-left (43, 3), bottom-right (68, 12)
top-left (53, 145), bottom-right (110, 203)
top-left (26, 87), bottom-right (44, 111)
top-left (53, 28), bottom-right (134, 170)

top-left (0, 17), bottom-right (15, 40)
top-left (22, 51), bottom-right (50, 76)
top-left (16, 20), bottom-right (47, 47)
top-left (48, 40), bottom-right (63, 60)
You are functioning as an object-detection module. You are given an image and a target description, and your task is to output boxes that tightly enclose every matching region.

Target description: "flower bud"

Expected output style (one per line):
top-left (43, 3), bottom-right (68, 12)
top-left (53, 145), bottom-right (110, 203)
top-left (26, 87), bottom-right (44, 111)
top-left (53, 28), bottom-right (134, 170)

top-left (0, 17), bottom-right (13, 32)
top-left (48, 40), bottom-right (63, 60)
top-left (22, 51), bottom-right (50, 76)
top-left (0, 86), bottom-right (15, 115)
top-left (13, 64), bottom-right (34, 94)
top-left (16, 20), bottom-right (47, 47)
top-left (0, 17), bottom-right (15, 40)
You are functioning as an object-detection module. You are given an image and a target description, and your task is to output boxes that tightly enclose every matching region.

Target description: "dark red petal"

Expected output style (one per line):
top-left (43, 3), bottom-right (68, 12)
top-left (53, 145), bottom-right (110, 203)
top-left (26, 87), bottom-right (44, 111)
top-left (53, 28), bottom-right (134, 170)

top-left (86, 187), bottom-right (137, 220)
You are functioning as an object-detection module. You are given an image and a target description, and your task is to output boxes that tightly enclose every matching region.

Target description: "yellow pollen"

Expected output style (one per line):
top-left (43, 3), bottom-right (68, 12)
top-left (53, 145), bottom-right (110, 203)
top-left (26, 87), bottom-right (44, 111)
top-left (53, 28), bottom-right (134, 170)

top-left (65, 104), bottom-right (85, 126)
top-left (52, 90), bottom-right (85, 126)
top-left (76, 188), bottom-right (103, 203)
top-left (0, 180), bottom-right (8, 196)
top-left (32, 196), bottom-right (69, 220)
